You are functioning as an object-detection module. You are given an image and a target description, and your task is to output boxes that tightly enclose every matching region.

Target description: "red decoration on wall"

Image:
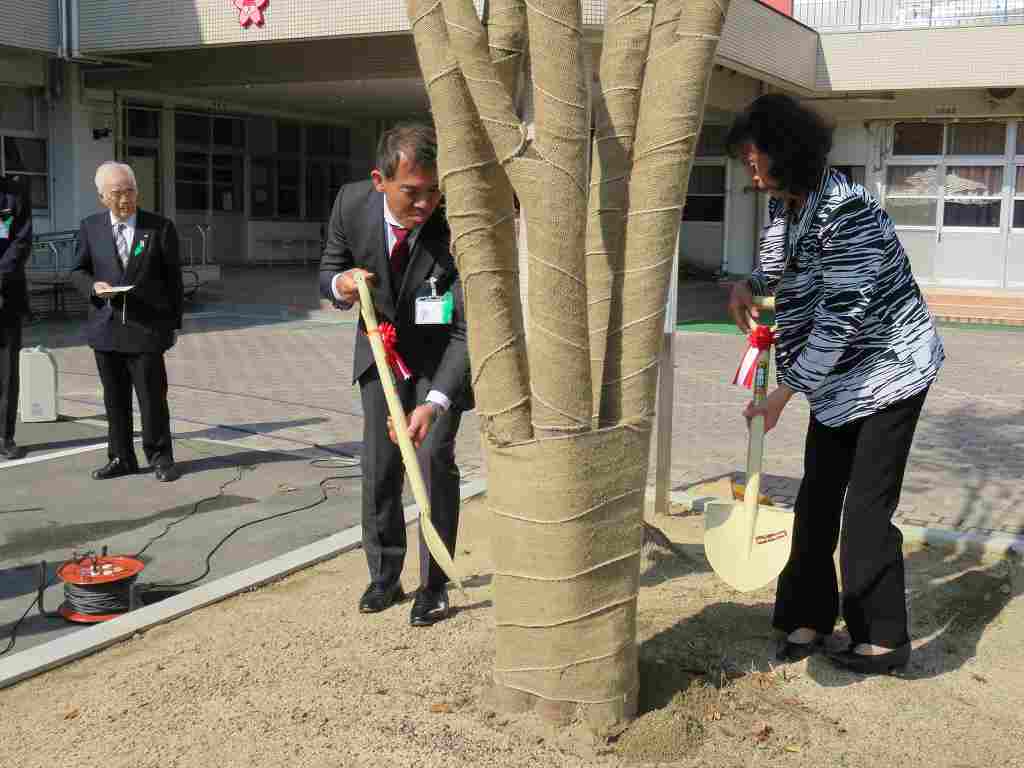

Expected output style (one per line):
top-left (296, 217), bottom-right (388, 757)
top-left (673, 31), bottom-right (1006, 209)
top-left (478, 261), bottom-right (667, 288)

top-left (234, 0), bottom-right (268, 27)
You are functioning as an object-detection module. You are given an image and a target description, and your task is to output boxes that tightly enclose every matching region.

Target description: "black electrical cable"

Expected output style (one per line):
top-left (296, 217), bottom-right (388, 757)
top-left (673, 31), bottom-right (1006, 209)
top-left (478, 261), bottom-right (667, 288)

top-left (0, 578), bottom-right (54, 657)
top-left (132, 465), bottom-right (251, 559)
top-left (143, 459), bottom-right (361, 590)
top-left (0, 453), bottom-right (362, 656)
top-left (63, 578), bottom-right (137, 617)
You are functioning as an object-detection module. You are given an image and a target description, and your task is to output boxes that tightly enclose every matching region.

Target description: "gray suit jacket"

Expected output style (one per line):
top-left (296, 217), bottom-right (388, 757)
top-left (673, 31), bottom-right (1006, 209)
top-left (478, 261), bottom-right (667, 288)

top-left (318, 180), bottom-right (472, 410)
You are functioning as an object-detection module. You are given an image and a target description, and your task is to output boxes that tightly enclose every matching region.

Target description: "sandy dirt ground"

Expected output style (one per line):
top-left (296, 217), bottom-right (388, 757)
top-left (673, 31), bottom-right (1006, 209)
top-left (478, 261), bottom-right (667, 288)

top-left (1, 499), bottom-right (1022, 768)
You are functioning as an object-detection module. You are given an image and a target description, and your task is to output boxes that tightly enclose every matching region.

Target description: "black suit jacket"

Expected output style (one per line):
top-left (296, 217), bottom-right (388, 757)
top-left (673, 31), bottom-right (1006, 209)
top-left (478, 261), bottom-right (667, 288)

top-left (71, 209), bottom-right (184, 354)
top-left (0, 174), bottom-right (31, 319)
top-left (319, 180), bottom-right (472, 409)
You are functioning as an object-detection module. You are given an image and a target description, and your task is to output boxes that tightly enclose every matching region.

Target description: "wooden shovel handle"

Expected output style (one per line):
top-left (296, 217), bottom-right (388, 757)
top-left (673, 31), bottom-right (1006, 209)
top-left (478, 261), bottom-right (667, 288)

top-left (743, 348), bottom-right (771, 557)
top-left (353, 274), bottom-right (464, 593)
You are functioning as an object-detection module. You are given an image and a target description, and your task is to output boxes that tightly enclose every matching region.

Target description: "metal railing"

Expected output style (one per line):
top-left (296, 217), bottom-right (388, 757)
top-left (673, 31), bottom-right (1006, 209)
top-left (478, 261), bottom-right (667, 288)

top-left (795, 0), bottom-right (1024, 30)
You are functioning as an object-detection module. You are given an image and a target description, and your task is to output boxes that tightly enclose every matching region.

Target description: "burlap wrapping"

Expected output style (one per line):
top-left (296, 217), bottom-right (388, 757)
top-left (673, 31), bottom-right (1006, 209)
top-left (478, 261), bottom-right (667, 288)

top-left (489, 423), bottom-right (650, 705)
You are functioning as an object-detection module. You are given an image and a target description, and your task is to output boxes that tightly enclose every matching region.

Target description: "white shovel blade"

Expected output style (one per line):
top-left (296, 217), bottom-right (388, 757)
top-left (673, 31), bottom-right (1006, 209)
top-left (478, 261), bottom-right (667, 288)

top-left (704, 499), bottom-right (794, 592)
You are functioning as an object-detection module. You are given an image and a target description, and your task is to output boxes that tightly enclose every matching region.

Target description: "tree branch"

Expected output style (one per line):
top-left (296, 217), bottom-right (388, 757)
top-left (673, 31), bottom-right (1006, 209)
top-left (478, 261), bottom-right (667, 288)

top-left (606, 0), bottom-right (730, 424)
top-left (408, 0), bottom-right (533, 443)
top-left (586, 0), bottom-right (655, 427)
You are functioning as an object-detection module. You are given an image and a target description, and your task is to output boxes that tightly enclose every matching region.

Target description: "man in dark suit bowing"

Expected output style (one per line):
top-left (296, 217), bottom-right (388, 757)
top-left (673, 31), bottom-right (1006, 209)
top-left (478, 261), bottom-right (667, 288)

top-left (320, 123), bottom-right (471, 626)
top-left (71, 161), bottom-right (183, 483)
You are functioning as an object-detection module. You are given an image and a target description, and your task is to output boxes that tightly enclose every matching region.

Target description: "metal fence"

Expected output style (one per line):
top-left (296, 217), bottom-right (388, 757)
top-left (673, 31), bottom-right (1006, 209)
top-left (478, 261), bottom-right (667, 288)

top-left (26, 230), bottom-right (88, 317)
top-left (795, 0), bottom-right (1024, 30)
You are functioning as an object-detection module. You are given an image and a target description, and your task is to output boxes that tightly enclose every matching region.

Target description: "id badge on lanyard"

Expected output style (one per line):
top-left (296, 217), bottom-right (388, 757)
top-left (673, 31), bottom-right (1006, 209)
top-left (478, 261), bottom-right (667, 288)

top-left (0, 212), bottom-right (12, 240)
top-left (415, 277), bottom-right (454, 325)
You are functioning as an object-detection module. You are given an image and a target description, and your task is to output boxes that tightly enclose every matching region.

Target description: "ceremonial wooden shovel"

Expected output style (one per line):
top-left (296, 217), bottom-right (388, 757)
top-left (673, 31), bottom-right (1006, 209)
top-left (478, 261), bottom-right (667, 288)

top-left (704, 300), bottom-right (794, 592)
top-left (354, 273), bottom-right (465, 596)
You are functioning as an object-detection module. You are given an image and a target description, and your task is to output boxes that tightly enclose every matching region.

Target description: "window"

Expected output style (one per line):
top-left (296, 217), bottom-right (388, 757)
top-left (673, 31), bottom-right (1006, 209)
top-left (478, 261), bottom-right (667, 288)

top-left (213, 117), bottom-right (245, 149)
top-left (947, 123), bottom-right (1005, 156)
top-left (277, 159), bottom-right (300, 218)
top-left (886, 121), bottom-right (1012, 229)
top-left (1012, 166), bottom-right (1024, 229)
top-left (2, 137), bottom-right (48, 210)
top-left (885, 165), bottom-right (939, 226)
top-left (306, 159), bottom-right (349, 222)
top-left (175, 151), bottom-right (209, 211)
top-left (0, 88), bottom-right (48, 210)
top-left (306, 124), bottom-right (351, 221)
top-left (175, 113), bottom-right (210, 147)
top-left (127, 146), bottom-right (160, 211)
top-left (893, 122), bottom-right (943, 155)
top-left (307, 125), bottom-right (350, 156)
top-left (0, 86), bottom-right (36, 132)
top-left (250, 158), bottom-right (274, 218)
top-left (682, 164), bottom-right (725, 222)
top-left (696, 125), bottom-right (727, 157)
top-left (126, 108), bottom-right (160, 141)
top-left (212, 154), bottom-right (243, 212)
top-left (124, 107), bottom-right (161, 211)
top-left (943, 166), bottom-right (1002, 228)
top-left (277, 122), bottom-right (301, 153)
top-left (832, 165), bottom-right (866, 185)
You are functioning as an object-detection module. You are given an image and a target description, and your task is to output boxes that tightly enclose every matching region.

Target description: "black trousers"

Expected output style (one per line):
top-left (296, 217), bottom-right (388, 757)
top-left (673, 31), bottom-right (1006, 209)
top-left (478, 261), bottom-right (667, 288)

top-left (0, 314), bottom-right (21, 441)
top-left (94, 349), bottom-right (173, 466)
top-left (773, 388), bottom-right (928, 649)
top-left (359, 368), bottom-right (462, 592)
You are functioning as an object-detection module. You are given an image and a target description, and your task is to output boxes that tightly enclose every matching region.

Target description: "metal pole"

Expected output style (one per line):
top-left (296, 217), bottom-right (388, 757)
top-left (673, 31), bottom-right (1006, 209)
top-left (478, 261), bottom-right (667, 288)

top-left (654, 231), bottom-right (681, 517)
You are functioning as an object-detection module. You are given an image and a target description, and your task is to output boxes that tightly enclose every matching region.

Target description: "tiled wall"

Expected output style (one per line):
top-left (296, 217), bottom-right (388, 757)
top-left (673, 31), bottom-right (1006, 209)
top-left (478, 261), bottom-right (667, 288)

top-left (0, 0), bottom-right (58, 53)
top-left (79, 0), bottom-right (485, 52)
top-left (817, 25), bottom-right (1024, 90)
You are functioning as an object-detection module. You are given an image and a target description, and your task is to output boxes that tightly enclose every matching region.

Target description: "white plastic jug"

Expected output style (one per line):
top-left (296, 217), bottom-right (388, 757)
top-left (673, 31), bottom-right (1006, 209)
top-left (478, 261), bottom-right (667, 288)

top-left (19, 346), bottom-right (59, 423)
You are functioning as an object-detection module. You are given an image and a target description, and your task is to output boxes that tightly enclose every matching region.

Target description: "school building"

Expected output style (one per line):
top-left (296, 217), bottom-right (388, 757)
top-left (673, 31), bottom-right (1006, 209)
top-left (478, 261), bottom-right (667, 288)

top-left (2, 0), bottom-right (1022, 317)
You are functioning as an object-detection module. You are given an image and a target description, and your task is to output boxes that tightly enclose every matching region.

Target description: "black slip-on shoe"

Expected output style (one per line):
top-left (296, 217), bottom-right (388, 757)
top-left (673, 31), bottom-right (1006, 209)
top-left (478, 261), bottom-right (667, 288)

top-left (0, 439), bottom-right (25, 460)
top-left (91, 457), bottom-right (139, 480)
top-left (409, 587), bottom-right (450, 627)
top-left (826, 643), bottom-right (910, 674)
top-left (359, 582), bottom-right (404, 613)
top-left (776, 636), bottom-right (823, 662)
top-left (154, 461), bottom-right (180, 482)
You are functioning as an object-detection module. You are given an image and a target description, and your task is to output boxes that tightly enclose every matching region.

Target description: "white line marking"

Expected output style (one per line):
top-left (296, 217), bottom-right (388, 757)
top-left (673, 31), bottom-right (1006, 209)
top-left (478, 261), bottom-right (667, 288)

top-left (0, 441), bottom-right (109, 469)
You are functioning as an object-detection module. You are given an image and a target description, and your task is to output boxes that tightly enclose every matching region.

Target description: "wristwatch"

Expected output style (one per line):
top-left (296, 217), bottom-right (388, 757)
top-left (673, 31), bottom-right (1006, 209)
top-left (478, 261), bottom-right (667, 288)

top-left (421, 401), bottom-right (442, 418)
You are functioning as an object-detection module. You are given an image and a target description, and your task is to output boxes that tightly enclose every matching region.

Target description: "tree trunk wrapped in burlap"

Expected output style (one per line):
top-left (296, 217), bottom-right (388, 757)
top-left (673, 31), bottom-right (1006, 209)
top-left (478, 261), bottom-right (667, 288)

top-left (406, 0), bottom-right (729, 727)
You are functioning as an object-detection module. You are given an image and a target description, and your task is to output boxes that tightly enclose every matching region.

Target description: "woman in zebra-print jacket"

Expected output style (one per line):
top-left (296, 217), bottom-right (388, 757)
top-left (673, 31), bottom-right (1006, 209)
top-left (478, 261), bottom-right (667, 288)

top-left (725, 94), bottom-right (944, 675)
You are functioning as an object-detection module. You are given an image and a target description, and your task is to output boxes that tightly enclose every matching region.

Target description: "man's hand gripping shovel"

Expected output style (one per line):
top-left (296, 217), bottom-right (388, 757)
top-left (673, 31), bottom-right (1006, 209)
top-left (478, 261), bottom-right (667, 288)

top-left (703, 296), bottom-right (794, 592)
top-left (354, 274), bottom-right (466, 600)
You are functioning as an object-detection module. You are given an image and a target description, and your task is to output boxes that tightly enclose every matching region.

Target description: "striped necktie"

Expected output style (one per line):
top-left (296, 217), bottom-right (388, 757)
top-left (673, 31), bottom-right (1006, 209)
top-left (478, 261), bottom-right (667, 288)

top-left (115, 223), bottom-right (129, 269)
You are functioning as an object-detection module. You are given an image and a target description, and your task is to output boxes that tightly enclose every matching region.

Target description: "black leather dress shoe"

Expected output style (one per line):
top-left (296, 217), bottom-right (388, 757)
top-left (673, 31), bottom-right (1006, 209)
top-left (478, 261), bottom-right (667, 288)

top-left (776, 636), bottom-right (822, 662)
top-left (359, 582), bottom-right (404, 613)
top-left (826, 643), bottom-right (910, 674)
top-left (154, 461), bottom-right (180, 482)
top-left (0, 438), bottom-right (25, 460)
top-left (91, 457), bottom-right (139, 480)
top-left (410, 587), bottom-right (450, 627)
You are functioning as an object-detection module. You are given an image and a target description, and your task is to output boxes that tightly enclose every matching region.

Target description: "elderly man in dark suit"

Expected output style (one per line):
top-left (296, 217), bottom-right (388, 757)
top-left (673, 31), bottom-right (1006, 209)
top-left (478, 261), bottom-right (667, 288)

top-left (0, 173), bottom-right (31, 460)
top-left (71, 161), bottom-right (183, 482)
top-left (320, 123), bottom-right (471, 626)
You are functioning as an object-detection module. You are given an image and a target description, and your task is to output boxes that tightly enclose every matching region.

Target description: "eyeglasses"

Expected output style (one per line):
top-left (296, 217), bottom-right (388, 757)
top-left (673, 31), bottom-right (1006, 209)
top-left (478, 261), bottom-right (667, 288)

top-left (104, 188), bottom-right (137, 199)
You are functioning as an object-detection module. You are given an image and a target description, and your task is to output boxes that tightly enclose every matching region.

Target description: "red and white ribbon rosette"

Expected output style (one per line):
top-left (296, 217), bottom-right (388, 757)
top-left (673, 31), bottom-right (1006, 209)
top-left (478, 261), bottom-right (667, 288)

top-left (732, 325), bottom-right (774, 389)
top-left (368, 322), bottom-right (412, 381)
